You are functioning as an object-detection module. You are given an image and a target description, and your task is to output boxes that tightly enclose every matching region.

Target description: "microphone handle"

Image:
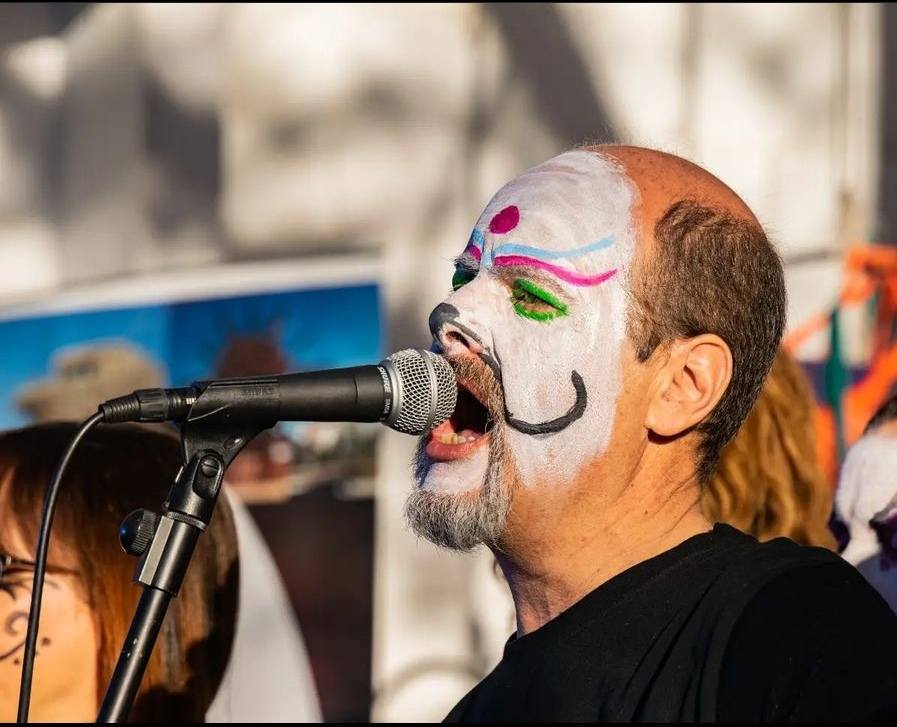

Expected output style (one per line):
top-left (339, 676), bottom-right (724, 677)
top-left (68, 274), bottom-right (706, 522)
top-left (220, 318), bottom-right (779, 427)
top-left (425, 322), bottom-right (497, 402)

top-left (100, 365), bottom-right (392, 424)
top-left (277, 365), bottom-right (391, 422)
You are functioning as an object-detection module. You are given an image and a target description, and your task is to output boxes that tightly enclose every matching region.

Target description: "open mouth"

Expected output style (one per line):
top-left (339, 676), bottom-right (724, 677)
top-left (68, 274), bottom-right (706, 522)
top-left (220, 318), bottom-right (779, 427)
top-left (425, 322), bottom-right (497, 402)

top-left (426, 379), bottom-right (494, 462)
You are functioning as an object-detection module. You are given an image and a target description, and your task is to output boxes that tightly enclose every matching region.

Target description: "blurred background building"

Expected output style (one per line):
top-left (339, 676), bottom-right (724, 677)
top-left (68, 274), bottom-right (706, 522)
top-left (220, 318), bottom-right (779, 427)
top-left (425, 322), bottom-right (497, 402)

top-left (0, 3), bottom-right (894, 722)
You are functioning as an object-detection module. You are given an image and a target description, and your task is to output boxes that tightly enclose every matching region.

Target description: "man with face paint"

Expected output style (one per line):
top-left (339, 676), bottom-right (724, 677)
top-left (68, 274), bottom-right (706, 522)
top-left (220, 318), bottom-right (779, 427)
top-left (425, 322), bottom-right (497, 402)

top-left (408, 146), bottom-right (897, 722)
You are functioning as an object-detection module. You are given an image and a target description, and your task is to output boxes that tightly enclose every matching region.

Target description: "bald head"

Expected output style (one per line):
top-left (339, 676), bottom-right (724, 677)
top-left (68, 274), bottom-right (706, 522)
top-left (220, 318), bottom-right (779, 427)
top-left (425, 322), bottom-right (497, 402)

top-left (593, 144), bottom-right (760, 245)
top-left (581, 144), bottom-right (785, 481)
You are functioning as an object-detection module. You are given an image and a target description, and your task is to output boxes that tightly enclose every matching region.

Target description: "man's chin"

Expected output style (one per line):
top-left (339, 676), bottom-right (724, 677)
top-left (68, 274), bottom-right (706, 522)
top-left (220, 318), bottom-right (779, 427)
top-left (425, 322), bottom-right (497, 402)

top-left (407, 438), bottom-right (512, 551)
top-left (416, 442), bottom-right (491, 494)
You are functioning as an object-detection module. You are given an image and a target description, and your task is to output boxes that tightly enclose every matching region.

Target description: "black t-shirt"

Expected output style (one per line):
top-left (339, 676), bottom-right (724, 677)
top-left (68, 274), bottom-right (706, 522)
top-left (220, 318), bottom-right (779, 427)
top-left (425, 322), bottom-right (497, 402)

top-left (445, 524), bottom-right (897, 722)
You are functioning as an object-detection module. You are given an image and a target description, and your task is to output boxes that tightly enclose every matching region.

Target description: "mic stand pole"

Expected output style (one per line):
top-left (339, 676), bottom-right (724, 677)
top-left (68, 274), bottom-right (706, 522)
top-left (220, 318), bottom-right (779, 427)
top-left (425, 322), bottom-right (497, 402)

top-left (97, 409), bottom-right (273, 722)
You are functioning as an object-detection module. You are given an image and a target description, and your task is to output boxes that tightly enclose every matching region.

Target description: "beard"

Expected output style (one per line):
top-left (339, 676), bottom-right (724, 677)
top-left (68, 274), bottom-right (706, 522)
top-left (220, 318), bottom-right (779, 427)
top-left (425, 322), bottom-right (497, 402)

top-left (405, 355), bottom-right (519, 551)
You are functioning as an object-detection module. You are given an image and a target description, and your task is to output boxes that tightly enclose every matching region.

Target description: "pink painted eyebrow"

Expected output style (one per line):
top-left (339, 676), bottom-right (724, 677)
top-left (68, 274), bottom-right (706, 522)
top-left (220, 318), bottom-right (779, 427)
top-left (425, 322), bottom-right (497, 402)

top-left (493, 255), bottom-right (618, 287)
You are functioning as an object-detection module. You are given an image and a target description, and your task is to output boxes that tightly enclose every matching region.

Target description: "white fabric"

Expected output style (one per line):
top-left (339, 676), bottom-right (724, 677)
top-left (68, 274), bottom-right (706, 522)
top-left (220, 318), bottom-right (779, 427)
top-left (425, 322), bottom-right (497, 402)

top-left (206, 489), bottom-right (322, 722)
top-left (836, 432), bottom-right (897, 613)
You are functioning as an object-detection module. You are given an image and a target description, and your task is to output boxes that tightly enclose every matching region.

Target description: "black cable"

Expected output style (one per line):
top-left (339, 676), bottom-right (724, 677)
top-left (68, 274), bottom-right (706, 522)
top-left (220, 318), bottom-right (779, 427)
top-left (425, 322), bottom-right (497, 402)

top-left (16, 411), bottom-right (104, 723)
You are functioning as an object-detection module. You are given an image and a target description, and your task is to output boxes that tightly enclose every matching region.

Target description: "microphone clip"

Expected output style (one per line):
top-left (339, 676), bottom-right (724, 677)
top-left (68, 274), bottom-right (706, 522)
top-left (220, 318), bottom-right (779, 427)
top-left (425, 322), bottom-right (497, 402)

top-left (99, 403), bottom-right (271, 720)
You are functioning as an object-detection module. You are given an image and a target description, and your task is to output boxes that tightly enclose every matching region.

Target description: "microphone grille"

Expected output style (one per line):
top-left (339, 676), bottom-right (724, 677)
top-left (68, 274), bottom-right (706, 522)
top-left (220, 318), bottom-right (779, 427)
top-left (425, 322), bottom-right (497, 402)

top-left (382, 349), bottom-right (457, 435)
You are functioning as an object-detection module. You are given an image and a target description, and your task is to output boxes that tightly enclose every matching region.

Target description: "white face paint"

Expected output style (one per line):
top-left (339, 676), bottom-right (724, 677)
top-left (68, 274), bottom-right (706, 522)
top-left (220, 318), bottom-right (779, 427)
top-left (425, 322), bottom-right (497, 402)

top-left (424, 150), bottom-right (638, 492)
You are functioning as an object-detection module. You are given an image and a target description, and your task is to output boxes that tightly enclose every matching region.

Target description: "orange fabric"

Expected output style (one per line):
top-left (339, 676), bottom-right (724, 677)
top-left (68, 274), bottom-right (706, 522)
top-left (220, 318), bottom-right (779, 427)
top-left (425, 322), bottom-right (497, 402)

top-left (844, 341), bottom-right (897, 443)
top-left (783, 244), bottom-right (897, 353)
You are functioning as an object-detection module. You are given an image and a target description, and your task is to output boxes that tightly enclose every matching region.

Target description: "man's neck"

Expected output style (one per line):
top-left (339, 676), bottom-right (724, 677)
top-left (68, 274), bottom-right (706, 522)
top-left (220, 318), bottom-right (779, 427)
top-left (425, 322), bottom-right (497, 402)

top-left (494, 461), bottom-right (711, 637)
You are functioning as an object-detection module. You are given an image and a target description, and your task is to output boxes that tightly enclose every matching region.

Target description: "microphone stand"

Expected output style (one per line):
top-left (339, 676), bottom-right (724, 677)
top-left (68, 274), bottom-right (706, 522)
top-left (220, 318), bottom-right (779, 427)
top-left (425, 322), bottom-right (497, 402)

top-left (97, 393), bottom-right (274, 722)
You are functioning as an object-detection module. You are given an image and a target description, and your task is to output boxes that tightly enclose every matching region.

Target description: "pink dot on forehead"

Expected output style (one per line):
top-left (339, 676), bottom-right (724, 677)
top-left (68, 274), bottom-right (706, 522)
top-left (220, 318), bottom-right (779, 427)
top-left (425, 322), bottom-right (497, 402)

top-left (489, 205), bottom-right (519, 234)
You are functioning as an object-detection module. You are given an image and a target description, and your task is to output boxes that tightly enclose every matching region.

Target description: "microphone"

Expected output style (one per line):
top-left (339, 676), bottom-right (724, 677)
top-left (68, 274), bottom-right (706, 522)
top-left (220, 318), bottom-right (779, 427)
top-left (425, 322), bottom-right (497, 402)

top-left (99, 349), bottom-right (457, 436)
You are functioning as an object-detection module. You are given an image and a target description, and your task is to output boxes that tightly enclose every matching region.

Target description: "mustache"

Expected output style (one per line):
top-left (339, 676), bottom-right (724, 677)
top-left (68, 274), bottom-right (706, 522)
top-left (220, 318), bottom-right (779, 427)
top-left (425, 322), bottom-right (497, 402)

top-left (443, 354), bottom-right (505, 426)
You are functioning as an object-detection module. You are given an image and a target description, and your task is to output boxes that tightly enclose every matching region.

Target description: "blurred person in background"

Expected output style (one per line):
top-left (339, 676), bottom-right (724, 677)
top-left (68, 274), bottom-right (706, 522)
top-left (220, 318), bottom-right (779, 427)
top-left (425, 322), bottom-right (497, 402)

top-left (414, 145), bottom-right (897, 722)
top-left (834, 389), bottom-right (897, 612)
top-left (0, 423), bottom-right (321, 723)
top-left (704, 347), bottom-right (837, 549)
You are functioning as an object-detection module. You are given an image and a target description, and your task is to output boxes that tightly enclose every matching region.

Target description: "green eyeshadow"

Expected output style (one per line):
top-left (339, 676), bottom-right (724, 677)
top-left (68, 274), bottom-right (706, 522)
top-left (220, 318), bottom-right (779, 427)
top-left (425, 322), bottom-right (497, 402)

top-left (515, 279), bottom-right (568, 313)
top-left (511, 279), bottom-right (568, 322)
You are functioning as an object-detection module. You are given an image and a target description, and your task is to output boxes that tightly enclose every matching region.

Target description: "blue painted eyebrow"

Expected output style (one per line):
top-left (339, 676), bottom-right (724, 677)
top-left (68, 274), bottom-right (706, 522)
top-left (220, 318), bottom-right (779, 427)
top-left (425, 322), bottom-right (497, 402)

top-left (491, 234), bottom-right (614, 261)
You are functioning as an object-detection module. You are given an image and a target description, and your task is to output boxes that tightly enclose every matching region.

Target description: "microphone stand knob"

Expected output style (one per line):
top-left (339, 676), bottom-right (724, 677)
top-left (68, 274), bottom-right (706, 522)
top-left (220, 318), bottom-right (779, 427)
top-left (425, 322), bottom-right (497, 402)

top-left (119, 509), bottom-right (160, 557)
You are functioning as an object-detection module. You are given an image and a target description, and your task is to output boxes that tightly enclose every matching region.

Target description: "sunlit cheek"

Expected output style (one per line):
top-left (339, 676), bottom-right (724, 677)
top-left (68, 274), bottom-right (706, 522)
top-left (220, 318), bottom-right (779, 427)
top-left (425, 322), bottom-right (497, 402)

top-left (499, 292), bottom-right (615, 416)
top-left (45, 594), bottom-right (97, 714)
top-left (0, 580), bottom-right (99, 721)
top-left (494, 320), bottom-right (558, 413)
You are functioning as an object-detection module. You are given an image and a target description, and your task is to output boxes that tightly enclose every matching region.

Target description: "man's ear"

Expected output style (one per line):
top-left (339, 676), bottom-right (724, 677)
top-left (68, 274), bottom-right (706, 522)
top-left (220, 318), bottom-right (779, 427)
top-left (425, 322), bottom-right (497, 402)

top-left (645, 335), bottom-right (732, 437)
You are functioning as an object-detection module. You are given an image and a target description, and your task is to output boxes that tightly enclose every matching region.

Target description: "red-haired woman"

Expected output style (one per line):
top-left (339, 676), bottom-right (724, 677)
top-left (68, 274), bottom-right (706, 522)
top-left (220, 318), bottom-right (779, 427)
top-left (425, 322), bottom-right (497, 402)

top-left (0, 423), bottom-right (239, 722)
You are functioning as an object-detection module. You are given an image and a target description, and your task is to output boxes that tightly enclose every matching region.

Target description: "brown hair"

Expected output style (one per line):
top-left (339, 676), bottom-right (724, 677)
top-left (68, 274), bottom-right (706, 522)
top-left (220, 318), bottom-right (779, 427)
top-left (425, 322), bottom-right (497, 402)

top-left (0, 423), bottom-right (239, 722)
top-left (702, 349), bottom-right (836, 549)
top-left (628, 200), bottom-right (787, 481)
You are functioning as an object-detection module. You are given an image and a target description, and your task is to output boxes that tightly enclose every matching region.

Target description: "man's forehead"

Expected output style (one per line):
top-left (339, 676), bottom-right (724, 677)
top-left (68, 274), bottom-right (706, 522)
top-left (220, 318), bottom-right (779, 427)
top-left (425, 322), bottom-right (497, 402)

top-left (474, 150), bottom-right (635, 253)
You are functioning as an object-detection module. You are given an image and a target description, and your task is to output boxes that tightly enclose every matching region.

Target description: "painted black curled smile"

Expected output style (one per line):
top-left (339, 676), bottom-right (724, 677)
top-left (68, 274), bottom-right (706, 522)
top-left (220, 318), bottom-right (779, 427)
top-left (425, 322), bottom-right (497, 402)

top-left (505, 370), bottom-right (587, 435)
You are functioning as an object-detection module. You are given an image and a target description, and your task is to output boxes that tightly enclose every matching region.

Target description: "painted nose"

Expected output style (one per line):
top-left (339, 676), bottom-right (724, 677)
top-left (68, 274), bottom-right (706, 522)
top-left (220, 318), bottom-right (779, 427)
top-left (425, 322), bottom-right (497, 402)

top-left (428, 302), bottom-right (485, 358)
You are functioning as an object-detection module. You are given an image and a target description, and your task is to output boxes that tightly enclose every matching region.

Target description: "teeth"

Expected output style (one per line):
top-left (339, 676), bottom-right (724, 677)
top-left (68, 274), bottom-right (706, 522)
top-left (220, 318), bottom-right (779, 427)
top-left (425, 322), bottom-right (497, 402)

top-left (437, 433), bottom-right (480, 445)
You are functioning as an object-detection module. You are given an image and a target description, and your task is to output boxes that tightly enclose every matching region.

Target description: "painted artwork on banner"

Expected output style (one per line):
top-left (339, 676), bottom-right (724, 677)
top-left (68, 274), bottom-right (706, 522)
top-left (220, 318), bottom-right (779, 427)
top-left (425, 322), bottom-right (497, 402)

top-left (0, 267), bottom-right (381, 503)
